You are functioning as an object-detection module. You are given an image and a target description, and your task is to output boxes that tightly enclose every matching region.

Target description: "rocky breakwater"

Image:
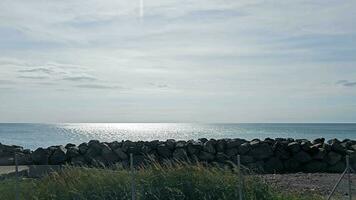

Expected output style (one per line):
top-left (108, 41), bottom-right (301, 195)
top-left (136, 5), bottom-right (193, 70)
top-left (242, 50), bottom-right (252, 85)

top-left (1, 138), bottom-right (356, 173)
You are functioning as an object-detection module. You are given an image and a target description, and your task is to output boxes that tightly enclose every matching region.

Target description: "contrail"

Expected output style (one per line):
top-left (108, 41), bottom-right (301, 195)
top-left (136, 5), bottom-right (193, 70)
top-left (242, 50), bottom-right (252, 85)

top-left (139, 0), bottom-right (144, 19)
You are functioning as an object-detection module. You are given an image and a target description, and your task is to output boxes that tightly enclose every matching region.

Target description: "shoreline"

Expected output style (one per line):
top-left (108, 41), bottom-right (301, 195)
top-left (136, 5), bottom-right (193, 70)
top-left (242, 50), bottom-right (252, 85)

top-left (1, 137), bottom-right (355, 173)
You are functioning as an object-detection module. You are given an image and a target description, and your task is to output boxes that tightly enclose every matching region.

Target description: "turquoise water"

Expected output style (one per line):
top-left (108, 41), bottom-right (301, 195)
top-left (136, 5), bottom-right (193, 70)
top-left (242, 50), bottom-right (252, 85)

top-left (0, 123), bottom-right (355, 149)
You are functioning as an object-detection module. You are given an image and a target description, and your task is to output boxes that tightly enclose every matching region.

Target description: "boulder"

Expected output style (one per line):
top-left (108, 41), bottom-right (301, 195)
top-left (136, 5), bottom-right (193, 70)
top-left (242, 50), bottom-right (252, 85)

top-left (326, 151), bottom-right (342, 165)
top-left (157, 144), bottom-right (172, 158)
top-left (248, 143), bottom-right (273, 160)
top-left (226, 139), bottom-right (245, 149)
top-left (114, 148), bottom-right (128, 160)
top-left (327, 161), bottom-right (346, 173)
top-left (49, 146), bottom-right (67, 165)
top-left (66, 147), bottom-right (80, 159)
top-left (240, 155), bottom-right (254, 164)
top-left (312, 138), bottom-right (325, 145)
top-left (0, 157), bottom-right (14, 165)
top-left (101, 144), bottom-right (118, 164)
top-left (264, 157), bottom-right (284, 173)
top-left (216, 140), bottom-right (226, 152)
top-left (32, 148), bottom-right (49, 165)
top-left (312, 148), bottom-right (326, 160)
top-left (173, 148), bottom-right (188, 161)
top-left (16, 153), bottom-right (32, 165)
top-left (203, 140), bottom-right (216, 154)
top-left (283, 158), bottom-right (301, 172)
top-left (303, 161), bottom-right (327, 173)
top-left (293, 151), bottom-right (312, 163)
top-left (78, 143), bottom-right (88, 154)
top-left (71, 156), bottom-right (86, 166)
top-left (238, 143), bottom-right (251, 155)
top-left (199, 151), bottom-right (215, 161)
top-left (287, 142), bottom-right (301, 154)
top-left (65, 143), bottom-right (76, 149)
top-left (166, 139), bottom-right (176, 150)
top-left (215, 152), bottom-right (229, 162)
top-left (226, 148), bottom-right (238, 158)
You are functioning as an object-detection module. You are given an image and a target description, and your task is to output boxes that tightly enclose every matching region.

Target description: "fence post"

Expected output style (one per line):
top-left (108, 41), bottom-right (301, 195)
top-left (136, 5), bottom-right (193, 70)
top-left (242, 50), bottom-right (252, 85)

top-left (130, 153), bottom-right (136, 200)
top-left (14, 152), bottom-right (20, 200)
top-left (346, 155), bottom-right (352, 200)
top-left (237, 155), bottom-right (243, 200)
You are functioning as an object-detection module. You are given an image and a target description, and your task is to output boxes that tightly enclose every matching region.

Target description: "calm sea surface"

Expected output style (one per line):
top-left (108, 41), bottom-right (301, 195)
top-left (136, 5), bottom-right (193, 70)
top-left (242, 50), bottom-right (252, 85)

top-left (0, 123), bottom-right (356, 149)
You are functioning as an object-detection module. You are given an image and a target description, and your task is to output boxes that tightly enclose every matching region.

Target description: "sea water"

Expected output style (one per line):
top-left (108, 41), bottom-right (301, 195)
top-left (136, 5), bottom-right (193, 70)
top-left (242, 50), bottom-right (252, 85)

top-left (0, 123), bottom-right (355, 149)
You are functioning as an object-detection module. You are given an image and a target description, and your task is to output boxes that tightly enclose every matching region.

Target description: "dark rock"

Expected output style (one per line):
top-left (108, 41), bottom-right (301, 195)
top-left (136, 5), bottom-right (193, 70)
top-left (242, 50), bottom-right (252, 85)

top-left (327, 161), bottom-right (346, 173)
top-left (216, 140), bottom-right (226, 152)
top-left (65, 143), bottom-right (76, 149)
top-left (0, 157), bottom-right (14, 165)
top-left (331, 142), bottom-right (345, 154)
top-left (303, 161), bottom-right (327, 173)
top-left (157, 144), bottom-right (172, 158)
top-left (32, 148), bottom-right (49, 165)
top-left (187, 141), bottom-right (202, 155)
top-left (71, 156), bottom-right (86, 166)
top-left (215, 152), bottom-right (229, 162)
top-left (312, 148), bottom-right (326, 160)
top-left (49, 146), bottom-right (67, 165)
top-left (166, 139), bottom-right (176, 150)
top-left (238, 142), bottom-right (251, 155)
top-left (273, 142), bottom-right (290, 160)
top-left (264, 157), bottom-right (284, 173)
top-left (326, 151), bottom-right (342, 165)
top-left (284, 158), bottom-right (301, 172)
top-left (199, 151), bottom-right (215, 161)
top-left (294, 151), bottom-right (312, 163)
top-left (249, 143), bottom-right (273, 160)
top-left (203, 140), bottom-right (216, 154)
top-left (78, 143), bottom-right (88, 155)
top-left (241, 155), bottom-right (254, 164)
top-left (288, 142), bottom-right (301, 154)
top-left (226, 139), bottom-right (245, 149)
top-left (175, 141), bottom-right (186, 148)
top-left (226, 148), bottom-right (238, 158)
top-left (312, 138), bottom-right (325, 145)
top-left (198, 138), bottom-right (208, 143)
top-left (66, 147), bottom-right (80, 159)
top-left (173, 148), bottom-right (188, 161)
top-left (114, 148), bottom-right (128, 160)
top-left (101, 144), bottom-right (118, 164)
top-left (300, 141), bottom-right (312, 151)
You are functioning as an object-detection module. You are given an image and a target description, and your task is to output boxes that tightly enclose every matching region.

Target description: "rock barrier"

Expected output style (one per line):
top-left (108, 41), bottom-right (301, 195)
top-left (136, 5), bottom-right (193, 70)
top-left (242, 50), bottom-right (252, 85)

top-left (1, 138), bottom-right (356, 173)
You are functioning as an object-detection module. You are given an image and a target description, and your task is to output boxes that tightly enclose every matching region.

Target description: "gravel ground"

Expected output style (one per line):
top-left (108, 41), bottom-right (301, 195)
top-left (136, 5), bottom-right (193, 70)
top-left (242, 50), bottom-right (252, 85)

top-left (256, 173), bottom-right (356, 199)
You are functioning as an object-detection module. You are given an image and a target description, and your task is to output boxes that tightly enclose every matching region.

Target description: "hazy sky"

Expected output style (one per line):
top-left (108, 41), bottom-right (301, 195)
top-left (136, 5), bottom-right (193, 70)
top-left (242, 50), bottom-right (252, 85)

top-left (0, 0), bottom-right (356, 123)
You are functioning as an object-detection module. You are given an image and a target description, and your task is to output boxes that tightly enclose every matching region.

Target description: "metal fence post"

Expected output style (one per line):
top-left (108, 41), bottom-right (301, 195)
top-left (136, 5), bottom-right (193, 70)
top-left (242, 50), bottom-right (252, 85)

top-left (14, 152), bottom-right (20, 200)
top-left (237, 155), bottom-right (243, 200)
top-left (130, 153), bottom-right (136, 200)
top-left (346, 155), bottom-right (352, 200)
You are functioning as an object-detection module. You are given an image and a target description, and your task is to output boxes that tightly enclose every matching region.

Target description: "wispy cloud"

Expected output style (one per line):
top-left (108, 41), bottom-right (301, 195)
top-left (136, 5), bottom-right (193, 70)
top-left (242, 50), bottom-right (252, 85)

top-left (0, 80), bottom-right (15, 84)
top-left (62, 76), bottom-right (97, 82)
top-left (18, 67), bottom-right (56, 74)
top-left (17, 75), bottom-right (49, 80)
top-left (336, 80), bottom-right (356, 87)
top-left (75, 84), bottom-right (121, 90)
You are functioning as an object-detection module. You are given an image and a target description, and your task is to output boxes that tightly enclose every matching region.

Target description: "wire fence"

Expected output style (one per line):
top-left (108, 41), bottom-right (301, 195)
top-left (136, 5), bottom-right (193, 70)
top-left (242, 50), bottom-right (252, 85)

top-left (1, 153), bottom-right (355, 200)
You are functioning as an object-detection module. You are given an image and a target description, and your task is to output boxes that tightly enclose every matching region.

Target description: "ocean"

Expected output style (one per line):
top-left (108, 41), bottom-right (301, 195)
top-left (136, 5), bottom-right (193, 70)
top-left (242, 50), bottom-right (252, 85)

top-left (0, 123), bottom-right (355, 150)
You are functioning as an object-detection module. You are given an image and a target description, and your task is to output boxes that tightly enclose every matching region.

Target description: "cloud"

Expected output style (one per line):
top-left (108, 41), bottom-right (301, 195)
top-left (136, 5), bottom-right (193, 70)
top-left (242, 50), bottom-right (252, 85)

top-left (0, 80), bottom-right (15, 84)
top-left (18, 67), bottom-right (56, 74)
top-left (75, 84), bottom-right (120, 90)
top-left (62, 76), bottom-right (97, 82)
top-left (336, 80), bottom-right (356, 87)
top-left (17, 75), bottom-right (49, 80)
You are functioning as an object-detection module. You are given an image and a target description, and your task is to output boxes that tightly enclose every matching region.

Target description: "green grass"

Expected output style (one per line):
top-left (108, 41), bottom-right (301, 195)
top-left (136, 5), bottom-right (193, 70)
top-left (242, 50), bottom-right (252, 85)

top-left (0, 163), bottom-right (322, 200)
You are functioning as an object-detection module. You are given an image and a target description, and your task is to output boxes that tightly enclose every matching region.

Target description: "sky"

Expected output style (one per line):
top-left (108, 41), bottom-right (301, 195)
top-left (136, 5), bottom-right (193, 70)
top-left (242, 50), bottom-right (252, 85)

top-left (0, 0), bottom-right (356, 123)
